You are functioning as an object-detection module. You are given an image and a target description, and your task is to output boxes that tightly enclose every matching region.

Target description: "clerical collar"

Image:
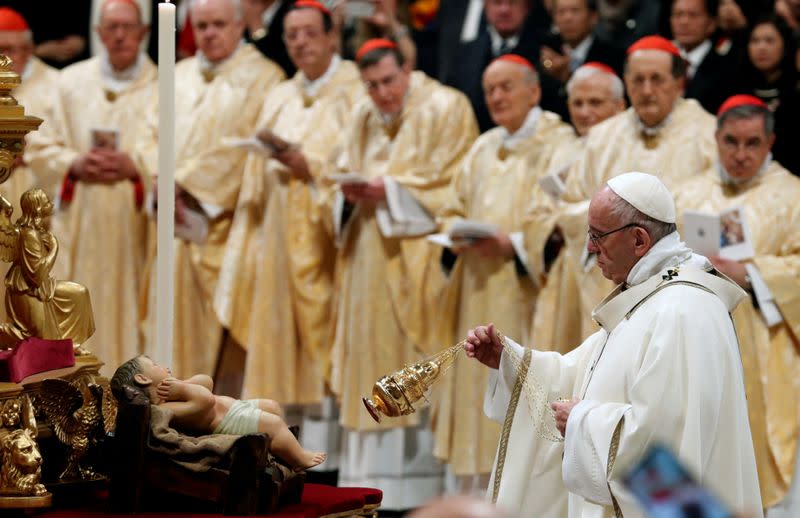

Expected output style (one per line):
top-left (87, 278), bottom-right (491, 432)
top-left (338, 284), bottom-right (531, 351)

top-left (100, 52), bottom-right (144, 94)
top-left (302, 54), bottom-right (341, 97)
top-left (197, 40), bottom-right (245, 77)
top-left (633, 102), bottom-right (675, 137)
top-left (678, 39), bottom-right (711, 79)
top-left (20, 58), bottom-right (33, 82)
top-left (500, 106), bottom-right (541, 148)
top-left (716, 153), bottom-right (772, 187)
top-left (488, 26), bottom-right (520, 56)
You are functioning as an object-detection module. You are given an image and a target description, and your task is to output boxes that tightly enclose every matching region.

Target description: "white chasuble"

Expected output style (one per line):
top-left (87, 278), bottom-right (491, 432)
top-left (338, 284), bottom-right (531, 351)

top-left (485, 233), bottom-right (762, 517)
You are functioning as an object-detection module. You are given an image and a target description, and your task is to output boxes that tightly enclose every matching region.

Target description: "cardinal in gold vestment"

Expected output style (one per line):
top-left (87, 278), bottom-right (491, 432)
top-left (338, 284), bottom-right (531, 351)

top-left (329, 42), bottom-right (476, 508)
top-left (431, 56), bottom-right (577, 489)
top-left (533, 38), bottom-right (717, 354)
top-left (215, 3), bottom-right (363, 405)
top-left (24, 1), bottom-right (154, 373)
top-left (675, 96), bottom-right (800, 512)
top-left (139, 33), bottom-right (284, 378)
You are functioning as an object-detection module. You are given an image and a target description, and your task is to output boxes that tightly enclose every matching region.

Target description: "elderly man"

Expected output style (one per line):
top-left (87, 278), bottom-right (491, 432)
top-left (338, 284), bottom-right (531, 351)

top-left (675, 95), bottom-right (800, 516)
top-left (670, 0), bottom-right (738, 113)
top-left (329, 39), bottom-right (477, 510)
top-left (530, 62), bottom-right (625, 353)
top-left (214, 0), bottom-right (360, 425)
top-left (139, 0), bottom-right (284, 378)
top-left (432, 54), bottom-right (577, 492)
top-left (446, 0), bottom-right (543, 132)
top-left (466, 172), bottom-right (762, 517)
top-left (25, 0), bottom-right (154, 374)
top-left (544, 35), bottom-right (717, 350)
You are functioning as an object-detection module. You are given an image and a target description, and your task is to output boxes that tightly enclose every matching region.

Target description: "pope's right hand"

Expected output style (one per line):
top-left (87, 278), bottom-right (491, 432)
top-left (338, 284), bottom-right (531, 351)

top-left (464, 323), bottom-right (504, 370)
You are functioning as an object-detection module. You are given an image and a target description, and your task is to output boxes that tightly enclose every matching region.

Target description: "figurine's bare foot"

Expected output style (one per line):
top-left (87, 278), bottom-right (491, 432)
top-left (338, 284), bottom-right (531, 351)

top-left (73, 345), bottom-right (91, 356)
top-left (294, 451), bottom-right (326, 472)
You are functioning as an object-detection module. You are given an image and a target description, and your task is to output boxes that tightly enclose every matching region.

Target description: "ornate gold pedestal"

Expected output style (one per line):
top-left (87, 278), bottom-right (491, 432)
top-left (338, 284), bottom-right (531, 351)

top-left (0, 55), bottom-right (110, 509)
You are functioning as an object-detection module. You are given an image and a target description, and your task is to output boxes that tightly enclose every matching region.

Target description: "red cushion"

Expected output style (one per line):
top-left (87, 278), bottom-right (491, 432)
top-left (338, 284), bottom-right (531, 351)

top-left (302, 484), bottom-right (366, 515)
top-left (0, 337), bottom-right (74, 382)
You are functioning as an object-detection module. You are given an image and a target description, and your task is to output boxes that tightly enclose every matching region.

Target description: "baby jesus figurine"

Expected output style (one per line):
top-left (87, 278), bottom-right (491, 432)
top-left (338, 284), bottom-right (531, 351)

top-left (110, 355), bottom-right (326, 471)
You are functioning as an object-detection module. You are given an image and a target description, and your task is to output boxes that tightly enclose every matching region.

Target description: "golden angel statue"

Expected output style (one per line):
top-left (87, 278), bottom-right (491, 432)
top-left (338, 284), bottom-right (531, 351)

top-left (0, 189), bottom-right (95, 352)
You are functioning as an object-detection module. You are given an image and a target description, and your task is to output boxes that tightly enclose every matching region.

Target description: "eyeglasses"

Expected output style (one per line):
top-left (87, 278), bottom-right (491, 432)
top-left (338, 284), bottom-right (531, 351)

top-left (588, 223), bottom-right (639, 247)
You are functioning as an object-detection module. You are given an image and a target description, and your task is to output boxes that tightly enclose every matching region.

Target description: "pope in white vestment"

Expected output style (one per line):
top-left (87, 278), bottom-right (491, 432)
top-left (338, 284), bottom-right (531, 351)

top-left (466, 173), bottom-right (762, 517)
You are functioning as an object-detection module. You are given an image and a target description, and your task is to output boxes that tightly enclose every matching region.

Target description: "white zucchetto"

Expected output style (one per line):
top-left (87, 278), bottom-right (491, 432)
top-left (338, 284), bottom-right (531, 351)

top-left (607, 172), bottom-right (676, 223)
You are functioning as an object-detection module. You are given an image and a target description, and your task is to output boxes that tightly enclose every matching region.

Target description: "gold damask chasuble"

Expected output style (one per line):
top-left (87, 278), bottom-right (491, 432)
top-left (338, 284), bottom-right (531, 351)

top-left (215, 60), bottom-right (362, 404)
top-left (25, 56), bottom-right (156, 373)
top-left (139, 44), bottom-right (284, 378)
top-left (676, 162), bottom-right (800, 507)
top-left (329, 72), bottom-right (478, 431)
top-left (533, 99), bottom-right (718, 354)
top-left (432, 111), bottom-right (577, 476)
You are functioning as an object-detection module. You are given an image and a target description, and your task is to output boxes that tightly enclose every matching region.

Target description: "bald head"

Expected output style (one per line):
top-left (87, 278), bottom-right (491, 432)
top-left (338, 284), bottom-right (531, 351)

top-left (191, 0), bottom-right (245, 63)
top-left (99, 0), bottom-right (143, 25)
top-left (96, 0), bottom-right (147, 71)
top-left (408, 496), bottom-right (512, 518)
top-left (482, 59), bottom-right (541, 133)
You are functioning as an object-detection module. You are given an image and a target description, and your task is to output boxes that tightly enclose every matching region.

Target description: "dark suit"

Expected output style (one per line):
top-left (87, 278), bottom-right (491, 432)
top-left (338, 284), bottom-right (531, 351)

top-left (538, 34), bottom-right (625, 121)
top-left (247, 0), bottom-right (295, 77)
top-left (594, 0), bottom-right (660, 52)
top-left (684, 42), bottom-right (742, 115)
top-left (444, 20), bottom-right (541, 132)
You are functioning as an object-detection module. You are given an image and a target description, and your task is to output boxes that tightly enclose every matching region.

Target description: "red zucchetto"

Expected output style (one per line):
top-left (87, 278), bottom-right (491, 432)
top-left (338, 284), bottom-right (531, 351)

top-left (717, 94), bottom-right (768, 117)
top-left (0, 7), bottom-right (29, 32)
top-left (293, 0), bottom-right (331, 15)
top-left (581, 61), bottom-right (617, 76)
top-left (356, 38), bottom-right (398, 62)
top-left (491, 53), bottom-right (535, 71)
top-left (626, 35), bottom-right (681, 58)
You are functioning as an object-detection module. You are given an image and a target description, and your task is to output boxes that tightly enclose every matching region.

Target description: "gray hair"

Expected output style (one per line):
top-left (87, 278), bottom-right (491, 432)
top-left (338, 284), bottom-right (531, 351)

top-left (189, 0), bottom-right (243, 22)
top-left (607, 190), bottom-right (677, 244)
top-left (523, 66), bottom-right (539, 86)
top-left (717, 104), bottom-right (775, 137)
top-left (566, 65), bottom-right (624, 99)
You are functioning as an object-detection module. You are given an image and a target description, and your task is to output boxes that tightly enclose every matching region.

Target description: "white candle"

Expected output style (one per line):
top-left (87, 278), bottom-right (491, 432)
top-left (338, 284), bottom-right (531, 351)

top-left (157, 0), bottom-right (175, 367)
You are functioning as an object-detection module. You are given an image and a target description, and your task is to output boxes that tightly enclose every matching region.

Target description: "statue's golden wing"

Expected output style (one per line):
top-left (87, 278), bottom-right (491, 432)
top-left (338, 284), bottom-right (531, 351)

top-left (0, 194), bottom-right (18, 263)
top-left (38, 378), bottom-right (84, 444)
top-left (99, 383), bottom-right (117, 435)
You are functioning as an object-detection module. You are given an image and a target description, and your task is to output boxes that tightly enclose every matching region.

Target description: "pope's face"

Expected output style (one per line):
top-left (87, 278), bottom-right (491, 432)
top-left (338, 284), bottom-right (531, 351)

top-left (192, 0), bottom-right (245, 64)
top-left (567, 73), bottom-right (625, 136)
top-left (482, 60), bottom-right (540, 132)
top-left (0, 31), bottom-right (33, 75)
top-left (624, 50), bottom-right (683, 128)
top-left (716, 114), bottom-right (774, 182)
top-left (361, 54), bottom-right (410, 117)
top-left (284, 8), bottom-right (335, 80)
top-left (587, 188), bottom-right (642, 284)
top-left (97, 2), bottom-right (147, 71)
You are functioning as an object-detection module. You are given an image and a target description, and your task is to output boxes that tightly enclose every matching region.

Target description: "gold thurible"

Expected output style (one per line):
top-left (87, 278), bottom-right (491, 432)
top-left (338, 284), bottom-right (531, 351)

top-left (362, 344), bottom-right (462, 423)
